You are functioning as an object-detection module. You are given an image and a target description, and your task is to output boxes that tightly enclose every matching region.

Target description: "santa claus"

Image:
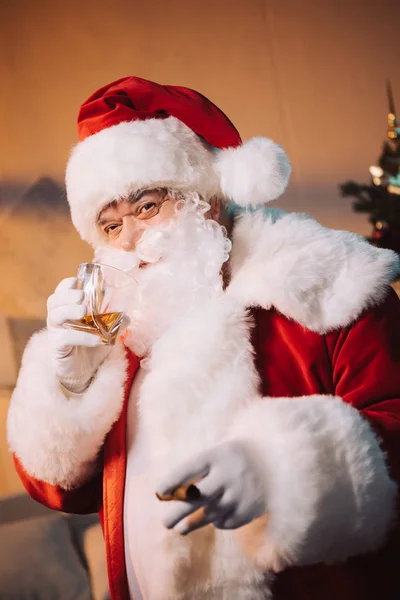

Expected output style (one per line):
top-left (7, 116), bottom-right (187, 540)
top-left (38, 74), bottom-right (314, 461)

top-left (7, 76), bottom-right (400, 600)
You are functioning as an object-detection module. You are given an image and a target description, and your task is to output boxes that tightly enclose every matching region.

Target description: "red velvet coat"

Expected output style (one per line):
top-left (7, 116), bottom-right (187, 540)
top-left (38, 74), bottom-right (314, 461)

top-left (14, 290), bottom-right (400, 600)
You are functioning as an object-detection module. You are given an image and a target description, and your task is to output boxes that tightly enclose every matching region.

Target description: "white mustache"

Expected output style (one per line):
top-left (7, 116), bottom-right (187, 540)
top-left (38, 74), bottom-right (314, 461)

top-left (94, 222), bottom-right (175, 273)
top-left (135, 228), bottom-right (172, 265)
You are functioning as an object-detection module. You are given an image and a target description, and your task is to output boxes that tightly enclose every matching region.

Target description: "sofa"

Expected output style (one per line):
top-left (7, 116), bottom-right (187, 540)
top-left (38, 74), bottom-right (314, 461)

top-left (0, 492), bottom-right (109, 600)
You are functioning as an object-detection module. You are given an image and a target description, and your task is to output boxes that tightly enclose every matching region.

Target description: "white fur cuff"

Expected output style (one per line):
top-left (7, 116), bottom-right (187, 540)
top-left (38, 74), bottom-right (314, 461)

top-left (7, 329), bottom-right (128, 489)
top-left (228, 395), bottom-right (396, 570)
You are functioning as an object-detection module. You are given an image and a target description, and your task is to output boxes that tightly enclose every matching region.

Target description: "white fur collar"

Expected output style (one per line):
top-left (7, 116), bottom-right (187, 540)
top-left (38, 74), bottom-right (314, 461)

top-left (227, 209), bottom-right (400, 333)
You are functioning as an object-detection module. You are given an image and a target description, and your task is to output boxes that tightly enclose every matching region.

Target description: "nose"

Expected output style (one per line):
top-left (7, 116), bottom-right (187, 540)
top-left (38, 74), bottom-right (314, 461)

top-left (118, 217), bottom-right (142, 251)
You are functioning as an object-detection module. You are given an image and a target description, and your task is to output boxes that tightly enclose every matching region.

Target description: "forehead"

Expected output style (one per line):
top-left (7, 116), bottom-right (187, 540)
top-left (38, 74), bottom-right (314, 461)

top-left (98, 199), bottom-right (129, 223)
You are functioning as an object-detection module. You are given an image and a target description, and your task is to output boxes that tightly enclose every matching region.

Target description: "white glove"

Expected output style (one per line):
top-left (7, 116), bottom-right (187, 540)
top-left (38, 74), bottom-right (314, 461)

top-left (157, 440), bottom-right (268, 535)
top-left (47, 277), bottom-right (118, 393)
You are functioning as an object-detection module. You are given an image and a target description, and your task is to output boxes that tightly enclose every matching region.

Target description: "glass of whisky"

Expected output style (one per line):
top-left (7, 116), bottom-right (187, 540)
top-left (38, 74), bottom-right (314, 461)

top-left (63, 262), bottom-right (137, 344)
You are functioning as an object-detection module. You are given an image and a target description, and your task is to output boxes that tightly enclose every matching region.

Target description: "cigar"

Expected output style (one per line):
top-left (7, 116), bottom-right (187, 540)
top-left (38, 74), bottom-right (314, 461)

top-left (156, 483), bottom-right (201, 502)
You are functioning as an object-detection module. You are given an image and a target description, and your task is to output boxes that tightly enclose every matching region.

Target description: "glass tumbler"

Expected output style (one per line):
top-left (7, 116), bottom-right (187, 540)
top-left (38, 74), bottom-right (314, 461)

top-left (63, 262), bottom-right (137, 344)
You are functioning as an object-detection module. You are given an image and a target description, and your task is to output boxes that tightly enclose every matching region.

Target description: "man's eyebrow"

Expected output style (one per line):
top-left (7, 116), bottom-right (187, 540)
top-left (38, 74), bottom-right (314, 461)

top-left (97, 216), bottom-right (112, 226)
top-left (127, 188), bottom-right (161, 204)
top-left (97, 201), bottom-right (117, 225)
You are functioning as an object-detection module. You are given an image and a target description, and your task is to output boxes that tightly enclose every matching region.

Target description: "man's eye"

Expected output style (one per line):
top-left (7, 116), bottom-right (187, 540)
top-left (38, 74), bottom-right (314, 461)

top-left (139, 202), bottom-right (156, 214)
top-left (104, 224), bottom-right (120, 234)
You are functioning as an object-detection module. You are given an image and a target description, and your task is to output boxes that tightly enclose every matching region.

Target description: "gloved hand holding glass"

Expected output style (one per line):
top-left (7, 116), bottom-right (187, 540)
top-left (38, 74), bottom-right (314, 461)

top-left (47, 263), bottom-right (136, 393)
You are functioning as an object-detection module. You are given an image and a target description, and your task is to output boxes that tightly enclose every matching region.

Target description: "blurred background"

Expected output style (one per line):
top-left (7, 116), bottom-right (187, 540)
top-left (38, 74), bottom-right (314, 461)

top-left (0, 0), bottom-right (399, 596)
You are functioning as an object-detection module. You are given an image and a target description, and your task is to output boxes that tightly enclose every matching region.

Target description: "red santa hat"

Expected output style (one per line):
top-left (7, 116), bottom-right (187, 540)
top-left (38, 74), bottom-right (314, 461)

top-left (66, 76), bottom-right (291, 246)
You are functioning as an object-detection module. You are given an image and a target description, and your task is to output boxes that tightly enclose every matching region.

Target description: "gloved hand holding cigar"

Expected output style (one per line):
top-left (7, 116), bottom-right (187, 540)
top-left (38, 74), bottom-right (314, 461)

top-left (156, 440), bottom-right (268, 536)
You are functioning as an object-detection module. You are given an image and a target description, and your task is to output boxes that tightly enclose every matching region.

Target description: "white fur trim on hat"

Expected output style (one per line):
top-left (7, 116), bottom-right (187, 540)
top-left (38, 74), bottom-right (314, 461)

top-left (66, 117), bottom-right (220, 246)
top-left (215, 137), bottom-right (291, 206)
top-left (66, 116), bottom-right (291, 247)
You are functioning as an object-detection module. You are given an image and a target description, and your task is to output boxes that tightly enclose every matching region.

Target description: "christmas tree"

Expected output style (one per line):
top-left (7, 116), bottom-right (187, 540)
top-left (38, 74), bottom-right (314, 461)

top-left (340, 81), bottom-right (400, 254)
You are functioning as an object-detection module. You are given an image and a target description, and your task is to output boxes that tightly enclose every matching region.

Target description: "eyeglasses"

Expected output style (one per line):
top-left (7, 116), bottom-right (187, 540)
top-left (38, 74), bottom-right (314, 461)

top-left (128, 191), bottom-right (173, 221)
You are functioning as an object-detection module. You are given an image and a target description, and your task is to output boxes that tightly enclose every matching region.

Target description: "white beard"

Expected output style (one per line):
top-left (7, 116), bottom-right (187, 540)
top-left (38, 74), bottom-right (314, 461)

top-left (94, 197), bottom-right (231, 357)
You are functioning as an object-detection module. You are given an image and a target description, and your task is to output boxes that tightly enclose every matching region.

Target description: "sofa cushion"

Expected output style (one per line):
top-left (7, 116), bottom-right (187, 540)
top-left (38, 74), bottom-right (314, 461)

top-left (0, 514), bottom-right (92, 599)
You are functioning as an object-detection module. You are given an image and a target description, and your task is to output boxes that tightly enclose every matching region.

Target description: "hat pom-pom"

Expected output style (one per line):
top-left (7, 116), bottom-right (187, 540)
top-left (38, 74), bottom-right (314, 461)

top-left (215, 137), bottom-right (291, 207)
